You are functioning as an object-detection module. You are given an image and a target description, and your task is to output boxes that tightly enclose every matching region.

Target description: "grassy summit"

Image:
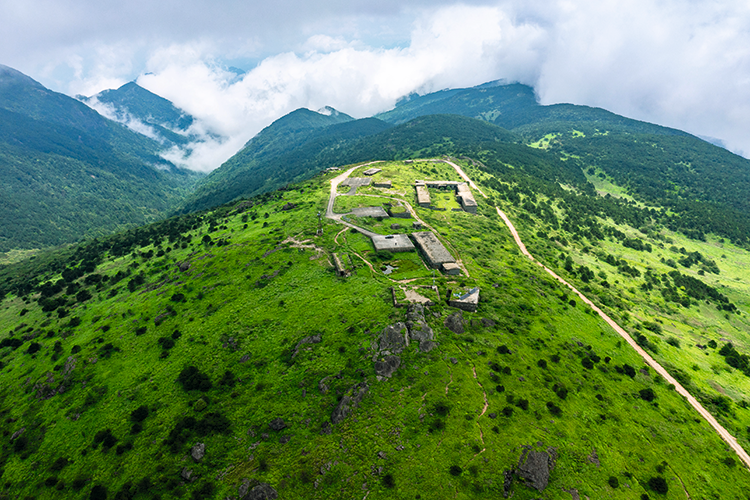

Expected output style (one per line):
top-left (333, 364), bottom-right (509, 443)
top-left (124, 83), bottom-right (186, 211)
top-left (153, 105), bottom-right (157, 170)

top-left (0, 159), bottom-right (748, 499)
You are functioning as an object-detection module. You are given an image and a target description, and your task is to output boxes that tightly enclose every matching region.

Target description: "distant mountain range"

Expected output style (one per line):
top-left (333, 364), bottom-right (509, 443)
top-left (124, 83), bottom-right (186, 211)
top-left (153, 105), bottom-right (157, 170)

top-left (3, 64), bottom-right (750, 253)
top-left (0, 65), bottom-right (199, 253)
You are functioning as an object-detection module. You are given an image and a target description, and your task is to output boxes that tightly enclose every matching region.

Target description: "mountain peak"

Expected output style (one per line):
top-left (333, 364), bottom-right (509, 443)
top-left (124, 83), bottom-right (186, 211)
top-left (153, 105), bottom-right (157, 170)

top-left (0, 64), bottom-right (44, 89)
top-left (317, 105), bottom-right (341, 116)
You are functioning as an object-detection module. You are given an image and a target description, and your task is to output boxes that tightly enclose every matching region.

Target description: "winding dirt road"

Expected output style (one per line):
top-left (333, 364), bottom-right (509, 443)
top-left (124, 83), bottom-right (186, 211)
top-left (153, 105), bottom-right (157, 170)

top-left (495, 205), bottom-right (750, 470)
top-left (443, 156), bottom-right (750, 470)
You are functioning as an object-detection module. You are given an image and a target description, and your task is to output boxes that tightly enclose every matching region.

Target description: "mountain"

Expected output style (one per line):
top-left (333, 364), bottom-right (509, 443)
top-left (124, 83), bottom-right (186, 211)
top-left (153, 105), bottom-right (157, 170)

top-left (377, 81), bottom-right (689, 136)
top-left (86, 82), bottom-right (196, 146)
top-left (179, 106), bottom-right (370, 212)
top-left (0, 65), bottom-right (200, 253)
top-left (0, 149), bottom-right (749, 499)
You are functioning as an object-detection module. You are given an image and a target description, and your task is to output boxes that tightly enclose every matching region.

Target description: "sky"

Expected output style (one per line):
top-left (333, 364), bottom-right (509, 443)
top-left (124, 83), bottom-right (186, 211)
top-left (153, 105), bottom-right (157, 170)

top-left (3, 0), bottom-right (750, 172)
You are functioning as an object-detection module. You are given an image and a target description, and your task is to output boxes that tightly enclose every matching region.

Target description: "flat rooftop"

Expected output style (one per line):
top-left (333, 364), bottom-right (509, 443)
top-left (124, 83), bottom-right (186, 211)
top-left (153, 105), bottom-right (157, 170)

top-left (341, 177), bottom-right (371, 187)
top-left (411, 231), bottom-right (455, 267)
top-left (363, 168), bottom-right (382, 176)
top-left (372, 234), bottom-right (415, 253)
top-left (352, 206), bottom-right (388, 218)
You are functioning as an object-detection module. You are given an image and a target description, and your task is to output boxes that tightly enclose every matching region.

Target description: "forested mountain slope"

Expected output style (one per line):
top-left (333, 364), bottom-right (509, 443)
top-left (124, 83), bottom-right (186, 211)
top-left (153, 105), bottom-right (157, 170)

top-left (87, 82), bottom-right (196, 147)
top-left (0, 65), bottom-right (200, 253)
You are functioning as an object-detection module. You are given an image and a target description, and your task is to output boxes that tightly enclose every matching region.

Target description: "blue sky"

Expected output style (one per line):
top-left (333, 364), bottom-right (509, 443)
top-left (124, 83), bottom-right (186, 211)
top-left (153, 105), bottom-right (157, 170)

top-left (3, 0), bottom-right (750, 171)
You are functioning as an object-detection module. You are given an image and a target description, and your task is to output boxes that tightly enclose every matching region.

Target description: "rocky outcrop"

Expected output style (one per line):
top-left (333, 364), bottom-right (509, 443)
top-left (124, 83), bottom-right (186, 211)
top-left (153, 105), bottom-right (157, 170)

top-left (515, 446), bottom-right (556, 492)
top-left (269, 418), bottom-right (287, 431)
top-left (292, 333), bottom-right (322, 358)
top-left (406, 304), bottom-right (436, 352)
top-left (242, 483), bottom-right (278, 500)
top-left (378, 322), bottom-right (407, 353)
top-left (444, 311), bottom-right (465, 334)
top-left (191, 442), bottom-right (205, 463)
top-left (331, 382), bottom-right (369, 424)
top-left (374, 355), bottom-right (401, 379)
top-left (517, 450), bottom-right (550, 491)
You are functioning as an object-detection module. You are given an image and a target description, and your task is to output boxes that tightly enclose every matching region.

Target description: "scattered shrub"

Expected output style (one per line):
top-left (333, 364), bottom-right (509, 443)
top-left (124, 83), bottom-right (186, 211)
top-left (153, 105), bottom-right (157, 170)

top-left (89, 484), bottom-right (107, 500)
top-left (639, 388), bottom-right (656, 402)
top-left (537, 359), bottom-right (547, 369)
top-left (433, 402), bottom-right (450, 417)
top-left (449, 465), bottom-right (463, 476)
top-left (546, 402), bottom-right (562, 416)
top-left (219, 370), bottom-right (236, 387)
top-left (177, 366), bottom-right (212, 392)
top-left (647, 476), bottom-right (668, 494)
top-left (130, 405), bottom-right (149, 422)
top-left (608, 476), bottom-right (619, 488)
top-left (497, 345), bottom-right (511, 354)
top-left (382, 473), bottom-right (395, 488)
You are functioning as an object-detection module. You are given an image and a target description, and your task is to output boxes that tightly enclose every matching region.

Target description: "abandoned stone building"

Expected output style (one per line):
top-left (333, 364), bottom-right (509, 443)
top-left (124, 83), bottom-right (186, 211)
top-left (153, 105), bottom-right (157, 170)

top-left (351, 206), bottom-right (389, 218)
top-left (363, 167), bottom-right (382, 176)
top-left (415, 182), bottom-right (431, 207)
top-left (410, 231), bottom-right (455, 269)
top-left (456, 183), bottom-right (477, 214)
top-left (413, 180), bottom-right (477, 213)
top-left (332, 253), bottom-right (347, 277)
top-left (448, 287), bottom-right (479, 312)
top-left (371, 234), bottom-right (415, 253)
top-left (373, 180), bottom-right (392, 188)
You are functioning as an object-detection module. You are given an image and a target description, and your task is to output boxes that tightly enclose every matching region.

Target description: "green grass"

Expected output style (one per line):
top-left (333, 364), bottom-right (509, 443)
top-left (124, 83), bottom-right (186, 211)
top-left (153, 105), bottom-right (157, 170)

top-left (0, 161), bottom-right (748, 500)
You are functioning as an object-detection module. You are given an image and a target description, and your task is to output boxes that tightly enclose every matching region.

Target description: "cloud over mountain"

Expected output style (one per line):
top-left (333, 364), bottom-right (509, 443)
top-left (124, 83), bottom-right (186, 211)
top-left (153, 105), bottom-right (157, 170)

top-left (4, 1), bottom-right (750, 170)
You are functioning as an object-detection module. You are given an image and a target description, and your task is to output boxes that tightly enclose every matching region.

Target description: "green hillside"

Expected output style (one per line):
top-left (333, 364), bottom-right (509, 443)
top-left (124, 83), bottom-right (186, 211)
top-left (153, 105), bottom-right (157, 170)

top-left (0, 65), bottom-right (200, 253)
top-left (0, 151), bottom-right (748, 499)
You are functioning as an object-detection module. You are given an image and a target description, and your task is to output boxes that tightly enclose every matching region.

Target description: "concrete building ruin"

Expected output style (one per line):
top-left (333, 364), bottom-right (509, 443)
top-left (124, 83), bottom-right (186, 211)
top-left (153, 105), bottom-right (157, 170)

top-left (352, 206), bottom-right (388, 218)
top-left (363, 168), bottom-right (382, 176)
top-left (373, 180), bottom-right (392, 188)
top-left (456, 183), bottom-right (477, 214)
top-left (441, 262), bottom-right (461, 275)
top-left (410, 231), bottom-right (455, 269)
top-left (415, 182), bottom-right (431, 207)
top-left (413, 180), bottom-right (477, 214)
top-left (372, 234), bottom-right (415, 253)
top-left (332, 253), bottom-right (347, 277)
top-left (448, 287), bottom-right (479, 312)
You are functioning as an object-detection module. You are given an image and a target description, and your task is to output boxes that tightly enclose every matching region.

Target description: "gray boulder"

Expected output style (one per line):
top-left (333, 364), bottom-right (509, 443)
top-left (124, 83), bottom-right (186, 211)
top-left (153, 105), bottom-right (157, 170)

top-left (374, 355), bottom-right (401, 378)
top-left (179, 261), bottom-right (191, 272)
top-left (379, 322), bottom-right (407, 353)
top-left (517, 450), bottom-right (550, 491)
top-left (269, 418), bottom-right (286, 431)
top-left (331, 382), bottom-right (369, 424)
top-left (191, 442), bottom-right (205, 462)
top-left (419, 340), bottom-right (436, 352)
top-left (242, 483), bottom-right (278, 500)
top-left (180, 467), bottom-right (193, 481)
top-left (444, 311), bottom-right (465, 334)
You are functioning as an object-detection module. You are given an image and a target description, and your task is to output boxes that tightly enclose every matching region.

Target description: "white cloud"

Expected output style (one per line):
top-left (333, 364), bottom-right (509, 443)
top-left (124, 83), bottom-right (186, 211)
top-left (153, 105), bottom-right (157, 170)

top-left (9, 1), bottom-right (750, 169)
top-left (127, 5), bottom-right (543, 171)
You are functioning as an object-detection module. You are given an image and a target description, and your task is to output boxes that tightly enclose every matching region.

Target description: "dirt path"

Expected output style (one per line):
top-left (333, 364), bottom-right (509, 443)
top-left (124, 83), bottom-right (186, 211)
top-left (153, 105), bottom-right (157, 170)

top-left (495, 207), bottom-right (750, 470)
top-left (442, 158), bottom-right (487, 198)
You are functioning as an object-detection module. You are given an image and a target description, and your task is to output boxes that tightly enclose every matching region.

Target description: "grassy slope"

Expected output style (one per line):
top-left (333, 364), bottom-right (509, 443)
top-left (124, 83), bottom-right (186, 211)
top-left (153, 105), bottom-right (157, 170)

top-left (0, 161), bottom-right (748, 499)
